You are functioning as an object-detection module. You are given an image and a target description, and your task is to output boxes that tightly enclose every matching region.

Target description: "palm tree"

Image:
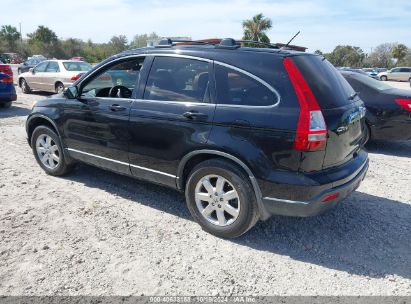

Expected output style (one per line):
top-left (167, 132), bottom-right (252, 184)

top-left (0, 25), bottom-right (20, 51)
top-left (242, 13), bottom-right (272, 44)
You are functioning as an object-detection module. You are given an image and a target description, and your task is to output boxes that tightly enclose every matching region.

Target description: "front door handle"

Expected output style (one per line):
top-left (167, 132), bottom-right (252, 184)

top-left (183, 111), bottom-right (208, 120)
top-left (110, 104), bottom-right (126, 111)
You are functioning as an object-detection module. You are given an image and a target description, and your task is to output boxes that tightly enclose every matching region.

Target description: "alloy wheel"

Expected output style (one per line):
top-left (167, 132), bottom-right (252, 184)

top-left (35, 134), bottom-right (60, 170)
top-left (194, 174), bottom-right (240, 226)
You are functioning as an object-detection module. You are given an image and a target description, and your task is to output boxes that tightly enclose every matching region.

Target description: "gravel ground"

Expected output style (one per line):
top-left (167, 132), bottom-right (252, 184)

top-left (0, 87), bottom-right (410, 296)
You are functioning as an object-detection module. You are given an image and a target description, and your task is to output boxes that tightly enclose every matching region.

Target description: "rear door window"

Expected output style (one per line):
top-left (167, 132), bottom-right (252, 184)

top-left (46, 61), bottom-right (59, 72)
top-left (214, 64), bottom-right (279, 106)
top-left (144, 57), bottom-right (210, 103)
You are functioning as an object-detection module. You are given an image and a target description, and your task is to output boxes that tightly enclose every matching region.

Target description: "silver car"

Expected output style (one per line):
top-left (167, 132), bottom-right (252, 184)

top-left (377, 67), bottom-right (411, 82)
top-left (18, 60), bottom-right (92, 94)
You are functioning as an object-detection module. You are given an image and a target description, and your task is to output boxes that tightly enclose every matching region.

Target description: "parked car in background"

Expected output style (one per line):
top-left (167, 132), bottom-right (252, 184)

top-left (18, 60), bottom-right (92, 94)
top-left (70, 57), bottom-right (86, 61)
top-left (375, 68), bottom-right (387, 73)
top-left (362, 68), bottom-right (378, 78)
top-left (342, 71), bottom-right (411, 141)
top-left (377, 67), bottom-right (411, 81)
top-left (0, 64), bottom-right (17, 108)
top-left (18, 57), bottom-right (46, 74)
top-left (0, 53), bottom-right (23, 64)
top-left (25, 40), bottom-right (368, 238)
top-left (338, 67), bottom-right (370, 77)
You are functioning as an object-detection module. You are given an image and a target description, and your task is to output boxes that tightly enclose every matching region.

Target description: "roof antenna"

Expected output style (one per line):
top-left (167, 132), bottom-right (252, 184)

top-left (283, 31), bottom-right (301, 49)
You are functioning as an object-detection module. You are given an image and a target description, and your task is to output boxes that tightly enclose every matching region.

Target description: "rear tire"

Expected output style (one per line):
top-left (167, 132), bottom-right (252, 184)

top-left (380, 75), bottom-right (388, 81)
top-left (31, 126), bottom-right (74, 176)
top-left (55, 82), bottom-right (64, 94)
top-left (20, 78), bottom-right (31, 94)
top-left (0, 101), bottom-right (12, 108)
top-left (185, 159), bottom-right (259, 238)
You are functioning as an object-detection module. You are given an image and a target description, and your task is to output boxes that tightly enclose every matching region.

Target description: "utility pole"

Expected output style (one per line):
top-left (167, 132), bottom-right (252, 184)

top-left (19, 22), bottom-right (22, 43)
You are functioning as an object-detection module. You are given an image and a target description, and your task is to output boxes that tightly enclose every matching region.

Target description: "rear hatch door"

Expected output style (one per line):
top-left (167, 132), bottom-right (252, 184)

top-left (291, 55), bottom-right (366, 168)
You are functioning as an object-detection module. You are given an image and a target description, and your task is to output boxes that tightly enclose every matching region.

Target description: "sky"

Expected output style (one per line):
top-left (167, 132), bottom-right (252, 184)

top-left (1, 0), bottom-right (410, 53)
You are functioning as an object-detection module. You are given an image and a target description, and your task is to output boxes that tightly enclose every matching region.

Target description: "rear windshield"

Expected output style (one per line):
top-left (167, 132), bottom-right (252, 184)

top-left (350, 73), bottom-right (393, 91)
top-left (63, 61), bottom-right (92, 72)
top-left (292, 55), bottom-right (355, 109)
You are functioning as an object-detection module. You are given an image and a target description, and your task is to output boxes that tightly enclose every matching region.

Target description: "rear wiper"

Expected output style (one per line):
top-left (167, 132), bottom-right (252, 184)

top-left (348, 92), bottom-right (358, 100)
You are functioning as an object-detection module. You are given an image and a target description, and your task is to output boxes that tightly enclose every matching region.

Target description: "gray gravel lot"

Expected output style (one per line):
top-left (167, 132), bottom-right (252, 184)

top-left (0, 86), bottom-right (410, 296)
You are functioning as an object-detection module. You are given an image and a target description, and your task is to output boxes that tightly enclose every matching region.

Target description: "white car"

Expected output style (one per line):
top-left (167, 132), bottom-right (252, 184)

top-left (18, 60), bottom-right (92, 94)
top-left (377, 67), bottom-right (411, 82)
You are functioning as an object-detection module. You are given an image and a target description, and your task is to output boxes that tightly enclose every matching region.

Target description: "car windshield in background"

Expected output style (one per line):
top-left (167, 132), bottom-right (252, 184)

top-left (354, 74), bottom-right (393, 91)
top-left (63, 61), bottom-right (92, 71)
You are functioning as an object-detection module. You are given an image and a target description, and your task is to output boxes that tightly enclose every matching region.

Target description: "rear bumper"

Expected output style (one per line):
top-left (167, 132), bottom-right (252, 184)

top-left (0, 92), bottom-right (17, 102)
top-left (370, 118), bottom-right (411, 140)
top-left (260, 153), bottom-right (369, 218)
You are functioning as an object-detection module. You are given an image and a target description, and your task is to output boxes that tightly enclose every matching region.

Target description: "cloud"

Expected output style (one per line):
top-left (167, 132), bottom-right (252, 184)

top-left (1, 0), bottom-right (410, 52)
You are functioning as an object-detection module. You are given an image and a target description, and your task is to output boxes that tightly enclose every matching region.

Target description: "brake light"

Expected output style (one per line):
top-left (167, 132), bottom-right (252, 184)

top-left (71, 74), bottom-right (82, 81)
top-left (395, 98), bottom-right (411, 112)
top-left (0, 77), bottom-right (13, 83)
top-left (321, 192), bottom-right (340, 202)
top-left (283, 57), bottom-right (327, 151)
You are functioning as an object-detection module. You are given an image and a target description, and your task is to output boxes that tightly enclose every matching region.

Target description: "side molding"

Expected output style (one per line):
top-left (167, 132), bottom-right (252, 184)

top-left (177, 149), bottom-right (270, 220)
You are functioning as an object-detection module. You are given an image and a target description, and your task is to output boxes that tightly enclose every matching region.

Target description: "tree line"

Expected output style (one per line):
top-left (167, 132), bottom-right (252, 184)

top-left (1, 19), bottom-right (410, 68)
top-left (0, 24), bottom-right (160, 63)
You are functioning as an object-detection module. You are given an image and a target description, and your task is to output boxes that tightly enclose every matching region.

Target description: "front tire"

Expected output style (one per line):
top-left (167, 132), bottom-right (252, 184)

top-left (31, 126), bottom-right (74, 176)
top-left (185, 159), bottom-right (259, 238)
top-left (380, 75), bottom-right (388, 81)
top-left (20, 78), bottom-right (31, 94)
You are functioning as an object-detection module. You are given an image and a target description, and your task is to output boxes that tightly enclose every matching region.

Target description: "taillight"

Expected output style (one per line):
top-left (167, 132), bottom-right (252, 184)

top-left (395, 98), bottom-right (411, 112)
top-left (283, 57), bottom-right (327, 151)
top-left (71, 74), bottom-right (82, 81)
top-left (321, 192), bottom-right (340, 202)
top-left (0, 76), bottom-right (13, 83)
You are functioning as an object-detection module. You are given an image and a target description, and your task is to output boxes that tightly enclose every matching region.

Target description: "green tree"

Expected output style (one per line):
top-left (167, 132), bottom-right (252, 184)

top-left (0, 25), bottom-right (20, 51)
top-left (27, 26), bottom-right (59, 57)
top-left (109, 35), bottom-right (128, 53)
top-left (242, 13), bottom-right (272, 44)
top-left (130, 32), bottom-right (159, 48)
top-left (325, 45), bottom-right (365, 67)
top-left (314, 50), bottom-right (323, 55)
top-left (392, 43), bottom-right (409, 64)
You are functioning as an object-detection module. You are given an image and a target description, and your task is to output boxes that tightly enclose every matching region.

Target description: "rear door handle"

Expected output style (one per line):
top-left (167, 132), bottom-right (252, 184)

top-left (183, 111), bottom-right (208, 120)
top-left (110, 104), bottom-right (126, 111)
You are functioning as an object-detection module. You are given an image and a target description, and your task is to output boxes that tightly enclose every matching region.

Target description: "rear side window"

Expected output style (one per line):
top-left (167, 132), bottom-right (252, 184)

top-left (215, 64), bottom-right (278, 106)
top-left (291, 55), bottom-right (355, 109)
top-left (144, 57), bottom-right (210, 103)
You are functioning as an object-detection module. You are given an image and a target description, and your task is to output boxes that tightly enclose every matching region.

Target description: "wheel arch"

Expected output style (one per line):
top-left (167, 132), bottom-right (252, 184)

top-left (26, 114), bottom-right (61, 146)
top-left (177, 149), bottom-right (269, 220)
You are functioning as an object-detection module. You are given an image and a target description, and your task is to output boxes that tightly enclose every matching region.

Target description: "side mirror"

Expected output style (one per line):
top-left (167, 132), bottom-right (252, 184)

top-left (29, 68), bottom-right (34, 74)
top-left (64, 86), bottom-right (79, 99)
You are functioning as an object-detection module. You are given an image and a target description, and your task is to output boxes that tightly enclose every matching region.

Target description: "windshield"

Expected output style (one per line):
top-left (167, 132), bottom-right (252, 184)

top-left (352, 73), bottom-right (393, 91)
top-left (63, 61), bottom-right (92, 71)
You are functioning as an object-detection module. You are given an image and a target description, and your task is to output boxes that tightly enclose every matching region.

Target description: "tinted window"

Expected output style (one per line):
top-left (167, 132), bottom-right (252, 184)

top-left (34, 62), bottom-right (48, 72)
top-left (345, 73), bottom-right (393, 91)
top-left (63, 61), bottom-right (92, 71)
top-left (82, 58), bottom-right (143, 99)
top-left (144, 57), bottom-right (210, 103)
top-left (391, 68), bottom-right (400, 73)
top-left (292, 56), bottom-right (355, 109)
top-left (46, 61), bottom-right (59, 72)
top-left (399, 68), bottom-right (411, 72)
top-left (215, 64), bottom-right (278, 106)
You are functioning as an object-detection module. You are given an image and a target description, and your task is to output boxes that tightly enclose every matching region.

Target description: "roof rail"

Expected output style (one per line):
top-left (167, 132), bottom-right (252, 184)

top-left (154, 37), bottom-right (281, 50)
top-left (215, 38), bottom-right (278, 49)
top-left (155, 38), bottom-right (210, 48)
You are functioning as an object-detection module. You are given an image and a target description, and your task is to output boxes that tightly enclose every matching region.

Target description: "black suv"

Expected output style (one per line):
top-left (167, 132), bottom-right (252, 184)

top-left (26, 39), bottom-right (369, 238)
